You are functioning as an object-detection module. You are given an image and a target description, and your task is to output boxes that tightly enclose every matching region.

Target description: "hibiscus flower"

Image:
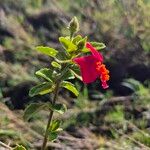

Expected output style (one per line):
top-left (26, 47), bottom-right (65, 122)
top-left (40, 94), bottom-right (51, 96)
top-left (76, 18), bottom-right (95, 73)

top-left (73, 42), bottom-right (110, 89)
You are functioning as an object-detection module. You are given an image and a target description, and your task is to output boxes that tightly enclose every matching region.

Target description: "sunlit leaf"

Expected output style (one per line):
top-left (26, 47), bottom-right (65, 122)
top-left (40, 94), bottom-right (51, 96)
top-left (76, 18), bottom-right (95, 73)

top-left (49, 103), bottom-right (67, 114)
top-left (90, 42), bottom-right (106, 50)
top-left (61, 81), bottom-right (79, 96)
top-left (72, 35), bottom-right (82, 44)
top-left (49, 120), bottom-right (61, 132)
top-left (59, 37), bottom-right (77, 52)
top-left (82, 42), bottom-right (106, 53)
top-left (35, 68), bottom-right (53, 82)
top-left (48, 120), bottom-right (63, 142)
top-left (81, 47), bottom-right (89, 53)
top-left (51, 61), bottom-right (61, 69)
top-left (36, 46), bottom-right (58, 57)
top-left (29, 82), bottom-right (54, 97)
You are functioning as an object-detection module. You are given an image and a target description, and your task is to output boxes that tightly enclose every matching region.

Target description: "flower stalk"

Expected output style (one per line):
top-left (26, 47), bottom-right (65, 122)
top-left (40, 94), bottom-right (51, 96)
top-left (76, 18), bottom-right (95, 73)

top-left (41, 82), bottom-right (60, 150)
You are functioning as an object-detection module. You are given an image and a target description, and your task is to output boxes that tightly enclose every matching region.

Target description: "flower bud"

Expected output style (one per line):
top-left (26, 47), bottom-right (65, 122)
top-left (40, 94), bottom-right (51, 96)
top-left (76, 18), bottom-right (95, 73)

top-left (68, 17), bottom-right (79, 34)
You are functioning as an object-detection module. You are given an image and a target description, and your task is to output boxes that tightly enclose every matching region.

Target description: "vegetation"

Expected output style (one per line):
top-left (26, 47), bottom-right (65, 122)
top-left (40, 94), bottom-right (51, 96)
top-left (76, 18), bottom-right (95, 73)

top-left (0, 0), bottom-right (149, 149)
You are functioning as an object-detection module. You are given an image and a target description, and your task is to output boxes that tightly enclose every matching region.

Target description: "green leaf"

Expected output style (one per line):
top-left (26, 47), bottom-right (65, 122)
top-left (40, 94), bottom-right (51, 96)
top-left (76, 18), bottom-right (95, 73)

top-left (48, 120), bottom-right (62, 141)
top-left (23, 103), bottom-right (47, 121)
top-left (59, 37), bottom-right (77, 52)
top-left (61, 81), bottom-right (79, 96)
top-left (36, 46), bottom-right (58, 57)
top-left (51, 61), bottom-right (61, 69)
top-left (61, 69), bottom-right (75, 80)
top-left (82, 47), bottom-right (89, 53)
top-left (68, 16), bottom-right (79, 33)
top-left (49, 120), bottom-right (61, 132)
top-left (49, 103), bottom-right (67, 114)
top-left (29, 82), bottom-right (54, 97)
top-left (70, 69), bottom-right (82, 81)
top-left (82, 42), bottom-right (106, 53)
top-left (13, 145), bottom-right (26, 150)
top-left (48, 120), bottom-right (63, 141)
top-left (77, 36), bottom-right (87, 50)
top-left (49, 132), bottom-right (58, 142)
top-left (72, 35), bottom-right (82, 44)
top-left (53, 104), bottom-right (67, 114)
top-left (90, 42), bottom-right (106, 50)
top-left (35, 68), bottom-right (53, 82)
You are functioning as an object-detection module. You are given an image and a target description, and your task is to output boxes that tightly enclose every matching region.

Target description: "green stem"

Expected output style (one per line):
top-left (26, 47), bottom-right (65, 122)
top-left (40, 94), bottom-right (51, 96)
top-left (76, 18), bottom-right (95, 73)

top-left (70, 31), bottom-right (74, 41)
top-left (54, 58), bottom-right (72, 64)
top-left (41, 83), bottom-right (60, 150)
top-left (70, 69), bottom-right (82, 81)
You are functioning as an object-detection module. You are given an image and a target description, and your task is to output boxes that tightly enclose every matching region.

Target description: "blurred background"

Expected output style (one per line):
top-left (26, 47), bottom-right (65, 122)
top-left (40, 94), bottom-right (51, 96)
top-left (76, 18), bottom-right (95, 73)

top-left (0, 0), bottom-right (150, 149)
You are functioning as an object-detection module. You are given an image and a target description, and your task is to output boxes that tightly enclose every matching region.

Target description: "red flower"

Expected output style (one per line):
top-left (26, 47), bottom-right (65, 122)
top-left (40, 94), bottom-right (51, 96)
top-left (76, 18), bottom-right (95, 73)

top-left (73, 42), bottom-right (110, 89)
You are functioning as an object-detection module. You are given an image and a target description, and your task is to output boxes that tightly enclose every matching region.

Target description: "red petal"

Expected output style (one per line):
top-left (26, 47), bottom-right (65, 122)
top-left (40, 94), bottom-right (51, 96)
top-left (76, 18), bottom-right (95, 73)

top-left (86, 42), bottom-right (103, 62)
top-left (102, 81), bottom-right (109, 89)
top-left (73, 55), bottom-right (99, 83)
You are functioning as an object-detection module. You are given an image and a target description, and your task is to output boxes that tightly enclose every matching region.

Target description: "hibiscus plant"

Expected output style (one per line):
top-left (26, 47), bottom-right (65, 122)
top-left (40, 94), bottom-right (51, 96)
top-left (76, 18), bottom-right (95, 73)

top-left (22, 17), bottom-right (110, 150)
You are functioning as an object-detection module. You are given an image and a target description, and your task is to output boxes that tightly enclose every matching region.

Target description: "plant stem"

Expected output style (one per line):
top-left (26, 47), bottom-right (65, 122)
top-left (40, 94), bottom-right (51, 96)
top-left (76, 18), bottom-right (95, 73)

top-left (41, 83), bottom-right (60, 150)
top-left (70, 32), bottom-right (74, 41)
top-left (0, 141), bottom-right (12, 150)
top-left (54, 58), bottom-right (72, 64)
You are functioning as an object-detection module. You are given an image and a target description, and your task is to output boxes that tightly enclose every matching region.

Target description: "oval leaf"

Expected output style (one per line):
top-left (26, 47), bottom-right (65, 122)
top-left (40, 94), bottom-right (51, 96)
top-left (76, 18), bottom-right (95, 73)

top-left (35, 68), bottom-right (53, 82)
top-left (90, 42), bottom-right (106, 50)
top-left (59, 37), bottom-right (77, 52)
top-left (49, 103), bottom-right (67, 114)
top-left (51, 61), bottom-right (61, 69)
top-left (36, 46), bottom-right (58, 57)
top-left (23, 103), bottom-right (47, 121)
top-left (29, 82), bottom-right (54, 97)
top-left (61, 81), bottom-right (79, 96)
top-left (48, 120), bottom-right (62, 141)
top-left (82, 42), bottom-right (106, 53)
top-left (49, 132), bottom-right (58, 142)
top-left (72, 35), bottom-right (82, 44)
top-left (49, 120), bottom-right (61, 132)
